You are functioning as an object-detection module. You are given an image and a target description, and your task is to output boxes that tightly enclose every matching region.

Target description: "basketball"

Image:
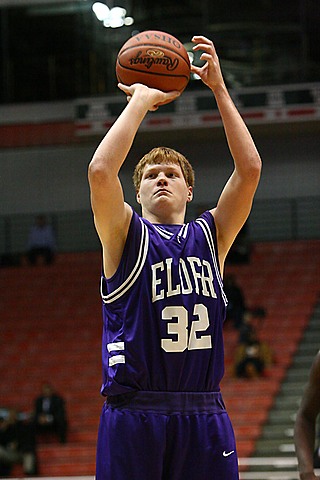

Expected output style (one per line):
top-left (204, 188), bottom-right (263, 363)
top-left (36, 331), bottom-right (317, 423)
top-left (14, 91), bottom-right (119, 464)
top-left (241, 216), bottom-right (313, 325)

top-left (116, 30), bottom-right (191, 93)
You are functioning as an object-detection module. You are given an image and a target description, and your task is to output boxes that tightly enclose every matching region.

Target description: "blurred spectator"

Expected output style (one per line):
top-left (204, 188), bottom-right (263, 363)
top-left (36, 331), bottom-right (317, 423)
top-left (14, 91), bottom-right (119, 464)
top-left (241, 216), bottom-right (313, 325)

top-left (238, 309), bottom-right (265, 342)
top-left (238, 310), bottom-right (256, 344)
top-left (0, 408), bottom-right (37, 477)
top-left (226, 223), bottom-right (251, 264)
top-left (224, 274), bottom-right (246, 329)
top-left (33, 384), bottom-right (67, 444)
top-left (234, 329), bottom-right (273, 379)
top-left (27, 215), bottom-right (56, 265)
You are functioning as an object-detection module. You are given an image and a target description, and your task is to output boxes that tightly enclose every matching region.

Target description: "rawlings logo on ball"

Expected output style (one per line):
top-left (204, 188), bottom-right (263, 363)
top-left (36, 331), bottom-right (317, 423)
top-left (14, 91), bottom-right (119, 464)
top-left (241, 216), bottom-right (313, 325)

top-left (146, 49), bottom-right (164, 57)
top-left (129, 50), bottom-right (179, 71)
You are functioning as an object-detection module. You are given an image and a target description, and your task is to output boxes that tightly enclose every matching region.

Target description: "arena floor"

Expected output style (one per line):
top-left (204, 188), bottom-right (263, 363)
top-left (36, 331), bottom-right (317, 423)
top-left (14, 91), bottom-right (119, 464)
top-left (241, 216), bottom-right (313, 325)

top-left (238, 456), bottom-right (319, 479)
top-left (3, 458), bottom-right (320, 480)
top-left (4, 463), bottom-right (320, 480)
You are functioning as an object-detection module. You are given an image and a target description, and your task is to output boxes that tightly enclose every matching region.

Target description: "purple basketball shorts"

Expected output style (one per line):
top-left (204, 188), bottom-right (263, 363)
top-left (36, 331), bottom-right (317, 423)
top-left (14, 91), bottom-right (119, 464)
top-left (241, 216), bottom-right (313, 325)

top-left (96, 391), bottom-right (239, 480)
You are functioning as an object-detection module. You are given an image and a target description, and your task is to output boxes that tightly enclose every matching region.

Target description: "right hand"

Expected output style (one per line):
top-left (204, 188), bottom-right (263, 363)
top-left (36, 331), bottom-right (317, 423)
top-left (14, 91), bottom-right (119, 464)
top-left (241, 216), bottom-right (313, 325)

top-left (118, 83), bottom-right (180, 111)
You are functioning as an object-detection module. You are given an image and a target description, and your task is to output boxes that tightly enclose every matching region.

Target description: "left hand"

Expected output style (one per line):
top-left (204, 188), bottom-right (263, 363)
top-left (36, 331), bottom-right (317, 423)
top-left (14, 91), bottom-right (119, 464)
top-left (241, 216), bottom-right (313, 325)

top-left (118, 83), bottom-right (181, 111)
top-left (190, 35), bottom-right (225, 92)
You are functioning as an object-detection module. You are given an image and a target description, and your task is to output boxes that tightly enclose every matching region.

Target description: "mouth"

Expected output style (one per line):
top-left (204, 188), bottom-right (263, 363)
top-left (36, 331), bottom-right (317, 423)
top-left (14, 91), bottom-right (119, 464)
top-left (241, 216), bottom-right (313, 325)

top-left (154, 189), bottom-right (170, 196)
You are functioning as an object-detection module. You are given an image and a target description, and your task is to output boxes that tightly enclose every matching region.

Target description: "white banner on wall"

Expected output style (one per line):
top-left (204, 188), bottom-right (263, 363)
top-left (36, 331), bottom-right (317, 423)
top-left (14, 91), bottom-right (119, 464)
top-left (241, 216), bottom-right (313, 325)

top-left (75, 82), bottom-right (320, 136)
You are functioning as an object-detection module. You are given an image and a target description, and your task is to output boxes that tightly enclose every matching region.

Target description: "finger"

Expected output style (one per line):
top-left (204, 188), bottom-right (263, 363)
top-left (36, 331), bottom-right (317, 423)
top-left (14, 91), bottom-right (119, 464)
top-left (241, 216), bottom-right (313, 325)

top-left (117, 83), bottom-right (131, 94)
top-left (191, 35), bottom-right (210, 43)
top-left (199, 52), bottom-right (213, 62)
top-left (190, 64), bottom-right (201, 75)
top-left (193, 42), bottom-right (215, 54)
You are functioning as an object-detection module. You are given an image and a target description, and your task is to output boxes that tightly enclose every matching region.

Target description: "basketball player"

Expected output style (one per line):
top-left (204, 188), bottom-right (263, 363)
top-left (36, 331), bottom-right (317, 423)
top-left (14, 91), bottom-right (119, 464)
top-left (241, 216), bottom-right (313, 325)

top-left (294, 351), bottom-right (320, 480)
top-left (88, 35), bottom-right (262, 480)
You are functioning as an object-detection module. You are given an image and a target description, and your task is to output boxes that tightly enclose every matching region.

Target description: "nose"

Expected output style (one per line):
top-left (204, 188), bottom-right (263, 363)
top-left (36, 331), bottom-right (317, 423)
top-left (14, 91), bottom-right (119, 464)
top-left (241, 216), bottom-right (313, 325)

top-left (157, 174), bottom-right (168, 186)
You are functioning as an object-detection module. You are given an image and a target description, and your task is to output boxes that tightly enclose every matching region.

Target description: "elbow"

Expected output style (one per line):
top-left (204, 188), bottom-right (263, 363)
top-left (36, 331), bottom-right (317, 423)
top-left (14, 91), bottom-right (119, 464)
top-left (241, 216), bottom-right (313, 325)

top-left (255, 153), bottom-right (262, 173)
top-left (234, 149), bottom-right (262, 184)
top-left (88, 154), bottom-right (103, 177)
top-left (88, 155), bottom-right (110, 188)
top-left (247, 152), bottom-right (262, 182)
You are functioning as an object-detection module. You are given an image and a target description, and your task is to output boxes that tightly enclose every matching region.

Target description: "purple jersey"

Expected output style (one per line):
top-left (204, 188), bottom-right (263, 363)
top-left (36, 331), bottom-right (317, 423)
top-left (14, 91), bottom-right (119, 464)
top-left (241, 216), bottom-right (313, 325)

top-left (100, 209), bottom-right (227, 396)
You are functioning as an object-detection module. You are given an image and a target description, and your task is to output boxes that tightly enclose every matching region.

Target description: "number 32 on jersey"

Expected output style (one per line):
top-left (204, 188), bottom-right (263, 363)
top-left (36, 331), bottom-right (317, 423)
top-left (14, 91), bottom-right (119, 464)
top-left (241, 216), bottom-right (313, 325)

top-left (161, 304), bottom-right (212, 352)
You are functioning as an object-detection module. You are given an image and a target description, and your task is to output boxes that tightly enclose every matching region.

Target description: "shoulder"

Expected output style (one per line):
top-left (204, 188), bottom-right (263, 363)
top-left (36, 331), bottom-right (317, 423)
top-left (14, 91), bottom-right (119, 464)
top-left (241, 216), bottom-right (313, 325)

top-left (197, 209), bottom-right (215, 225)
top-left (194, 210), bottom-right (216, 232)
top-left (192, 210), bottom-right (218, 246)
top-left (101, 208), bottom-right (148, 289)
top-left (53, 395), bottom-right (65, 405)
top-left (129, 209), bottom-right (149, 240)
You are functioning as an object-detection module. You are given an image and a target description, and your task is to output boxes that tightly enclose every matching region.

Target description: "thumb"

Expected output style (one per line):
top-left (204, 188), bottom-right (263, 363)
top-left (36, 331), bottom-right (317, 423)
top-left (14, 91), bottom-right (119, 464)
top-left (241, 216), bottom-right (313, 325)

top-left (164, 90), bottom-right (181, 101)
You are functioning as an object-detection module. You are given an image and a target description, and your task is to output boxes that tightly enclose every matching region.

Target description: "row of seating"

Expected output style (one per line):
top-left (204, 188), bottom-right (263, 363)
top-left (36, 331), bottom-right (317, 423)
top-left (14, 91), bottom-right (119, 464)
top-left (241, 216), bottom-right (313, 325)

top-left (1, 240), bottom-right (319, 475)
top-left (222, 239), bottom-right (320, 461)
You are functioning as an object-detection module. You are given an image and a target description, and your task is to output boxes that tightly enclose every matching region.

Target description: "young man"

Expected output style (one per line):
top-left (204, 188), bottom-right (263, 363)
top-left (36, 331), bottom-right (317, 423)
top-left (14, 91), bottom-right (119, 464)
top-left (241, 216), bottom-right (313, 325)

top-left (294, 351), bottom-right (320, 480)
top-left (88, 35), bottom-right (262, 480)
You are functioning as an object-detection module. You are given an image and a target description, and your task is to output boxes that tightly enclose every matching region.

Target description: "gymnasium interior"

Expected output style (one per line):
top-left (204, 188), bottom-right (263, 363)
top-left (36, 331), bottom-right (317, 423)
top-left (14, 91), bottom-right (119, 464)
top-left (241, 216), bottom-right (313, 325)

top-left (0, 0), bottom-right (319, 479)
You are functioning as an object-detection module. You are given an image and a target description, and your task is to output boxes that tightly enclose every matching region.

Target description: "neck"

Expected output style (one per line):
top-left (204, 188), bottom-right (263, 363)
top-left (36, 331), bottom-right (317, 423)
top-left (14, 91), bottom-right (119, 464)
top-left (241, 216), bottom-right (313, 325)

top-left (142, 209), bottom-right (185, 225)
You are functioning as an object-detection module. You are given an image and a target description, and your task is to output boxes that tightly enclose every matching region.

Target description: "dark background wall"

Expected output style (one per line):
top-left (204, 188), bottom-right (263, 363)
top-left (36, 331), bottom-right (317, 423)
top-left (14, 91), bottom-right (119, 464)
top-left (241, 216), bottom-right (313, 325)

top-left (0, 121), bottom-right (318, 215)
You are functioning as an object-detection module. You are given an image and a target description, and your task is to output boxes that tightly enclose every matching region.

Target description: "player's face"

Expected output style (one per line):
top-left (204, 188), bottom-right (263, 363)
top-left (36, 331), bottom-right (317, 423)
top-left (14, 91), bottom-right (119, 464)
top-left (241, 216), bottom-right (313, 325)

top-left (137, 163), bottom-right (193, 221)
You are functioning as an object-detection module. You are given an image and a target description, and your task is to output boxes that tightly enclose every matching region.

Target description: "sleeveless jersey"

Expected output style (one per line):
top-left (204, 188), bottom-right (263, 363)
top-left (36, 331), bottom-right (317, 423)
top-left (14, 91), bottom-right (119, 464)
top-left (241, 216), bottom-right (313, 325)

top-left (100, 209), bottom-right (227, 396)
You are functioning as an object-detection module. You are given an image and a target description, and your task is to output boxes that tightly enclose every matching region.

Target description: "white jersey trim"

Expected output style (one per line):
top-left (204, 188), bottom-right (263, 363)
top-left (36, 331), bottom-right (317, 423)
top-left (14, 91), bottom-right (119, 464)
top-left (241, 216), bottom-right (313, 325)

top-left (153, 224), bottom-right (188, 242)
top-left (196, 217), bottom-right (228, 307)
top-left (101, 218), bottom-right (149, 304)
top-left (109, 354), bottom-right (125, 367)
top-left (154, 225), bottom-right (172, 239)
top-left (107, 342), bottom-right (125, 352)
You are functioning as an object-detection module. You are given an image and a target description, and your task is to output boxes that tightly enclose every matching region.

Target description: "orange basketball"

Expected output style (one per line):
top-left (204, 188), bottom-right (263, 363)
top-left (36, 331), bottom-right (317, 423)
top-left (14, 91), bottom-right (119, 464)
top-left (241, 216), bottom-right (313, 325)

top-left (116, 30), bottom-right (191, 93)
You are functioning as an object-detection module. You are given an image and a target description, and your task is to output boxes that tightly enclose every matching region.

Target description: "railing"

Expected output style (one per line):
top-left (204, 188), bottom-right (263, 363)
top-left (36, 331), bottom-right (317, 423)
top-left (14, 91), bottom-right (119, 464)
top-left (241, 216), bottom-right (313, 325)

top-left (75, 82), bottom-right (320, 137)
top-left (0, 82), bottom-right (319, 148)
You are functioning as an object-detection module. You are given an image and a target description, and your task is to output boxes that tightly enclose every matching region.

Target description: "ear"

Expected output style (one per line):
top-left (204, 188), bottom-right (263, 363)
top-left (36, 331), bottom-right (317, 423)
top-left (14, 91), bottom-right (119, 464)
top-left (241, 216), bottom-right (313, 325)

top-left (186, 186), bottom-right (193, 203)
top-left (136, 190), bottom-right (141, 204)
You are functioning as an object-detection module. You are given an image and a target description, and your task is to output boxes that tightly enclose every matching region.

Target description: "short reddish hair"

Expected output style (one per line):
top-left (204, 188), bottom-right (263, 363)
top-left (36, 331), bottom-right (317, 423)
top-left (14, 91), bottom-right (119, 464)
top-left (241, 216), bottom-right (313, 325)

top-left (133, 146), bottom-right (195, 191)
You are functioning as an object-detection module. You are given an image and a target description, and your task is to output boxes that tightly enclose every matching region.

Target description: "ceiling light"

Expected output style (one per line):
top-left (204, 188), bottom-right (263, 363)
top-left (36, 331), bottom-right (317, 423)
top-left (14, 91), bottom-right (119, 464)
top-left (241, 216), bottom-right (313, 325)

top-left (92, 2), bottom-right (134, 28)
top-left (92, 2), bottom-right (109, 21)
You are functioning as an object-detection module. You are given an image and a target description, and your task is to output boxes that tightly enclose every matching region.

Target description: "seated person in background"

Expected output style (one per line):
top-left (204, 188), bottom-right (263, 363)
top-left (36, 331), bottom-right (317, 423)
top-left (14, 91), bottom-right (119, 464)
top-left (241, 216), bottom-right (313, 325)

top-left (226, 222), bottom-right (251, 264)
top-left (234, 329), bottom-right (273, 379)
top-left (238, 310), bottom-right (259, 344)
top-left (224, 274), bottom-right (246, 329)
top-left (0, 408), bottom-right (37, 477)
top-left (238, 309), bottom-right (267, 346)
top-left (27, 214), bottom-right (56, 265)
top-left (33, 384), bottom-right (67, 444)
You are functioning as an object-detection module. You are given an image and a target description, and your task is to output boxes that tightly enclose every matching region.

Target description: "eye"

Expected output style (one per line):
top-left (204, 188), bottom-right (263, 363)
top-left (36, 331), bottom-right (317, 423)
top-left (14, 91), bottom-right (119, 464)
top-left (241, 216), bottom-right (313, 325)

top-left (167, 172), bottom-right (177, 178)
top-left (145, 172), bottom-right (156, 179)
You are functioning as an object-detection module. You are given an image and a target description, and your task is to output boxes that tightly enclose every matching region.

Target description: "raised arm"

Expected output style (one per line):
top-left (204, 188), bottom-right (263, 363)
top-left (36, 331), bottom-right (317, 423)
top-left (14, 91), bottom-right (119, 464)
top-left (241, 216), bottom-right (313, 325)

top-left (88, 84), bottom-right (180, 277)
top-left (191, 36), bottom-right (262, 269)
top-left (294, 352), bottom-right (320, 480)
